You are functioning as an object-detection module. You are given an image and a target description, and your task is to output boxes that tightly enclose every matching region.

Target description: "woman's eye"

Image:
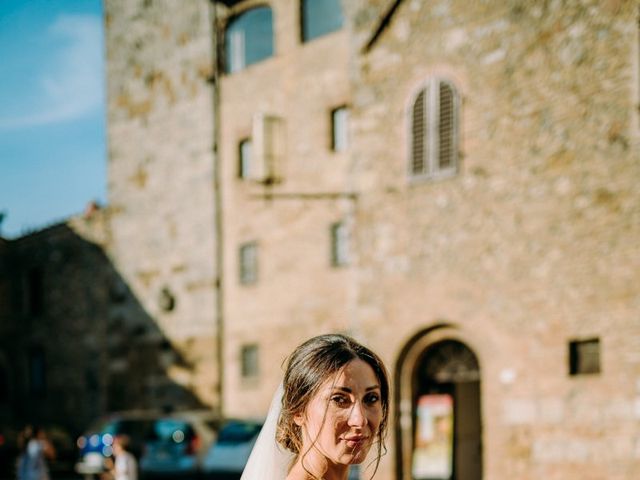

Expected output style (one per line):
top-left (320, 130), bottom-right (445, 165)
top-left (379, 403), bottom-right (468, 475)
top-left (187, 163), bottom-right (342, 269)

top-left (364, 393), bottom-right (380, 405)
top-left (331, 395), bottom-right (350, 407)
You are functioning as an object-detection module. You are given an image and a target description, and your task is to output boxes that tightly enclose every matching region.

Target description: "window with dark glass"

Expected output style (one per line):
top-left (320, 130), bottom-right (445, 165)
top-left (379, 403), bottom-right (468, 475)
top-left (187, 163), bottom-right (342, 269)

top-left (239, 242), bottom-right (258, 285)
top-left (29, 347), bottom-right (46, 396)
top-left (241, 344), bottom-right (259, 379)
top-left (331, 106), bottom-right (348, 152)
top-left (569, 338), bottom-right (600, 375)
top-left (238, 138), bottom-right (252, 179)
top-left (225, 7), bottom-right (274, 73)
top-left (23, 267), bottom-right (44, 316)
top-left (301, 0), bottom-right (343, 42)
top-left (410, 78), bottom-right (459, 179)
top-left (330, 222), bottom-right (349, 267)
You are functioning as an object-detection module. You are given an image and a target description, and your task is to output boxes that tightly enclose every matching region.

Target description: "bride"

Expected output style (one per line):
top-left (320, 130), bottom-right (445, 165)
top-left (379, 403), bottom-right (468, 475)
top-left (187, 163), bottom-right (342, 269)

top-left (241, 333), bottom-right (390, 480)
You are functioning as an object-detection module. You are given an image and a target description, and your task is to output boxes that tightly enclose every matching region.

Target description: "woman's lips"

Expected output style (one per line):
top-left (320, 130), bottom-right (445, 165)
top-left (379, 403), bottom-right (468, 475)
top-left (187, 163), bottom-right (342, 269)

top-left (343, 436), bottom-right (369, 448)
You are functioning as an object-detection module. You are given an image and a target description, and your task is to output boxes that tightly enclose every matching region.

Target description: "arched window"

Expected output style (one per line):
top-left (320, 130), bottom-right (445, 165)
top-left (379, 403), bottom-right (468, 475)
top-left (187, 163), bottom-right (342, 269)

top-left (409, 78), bottom-right (459, 179)
top-left (300, 0), bottom-right (343, 42)
top-left (225, 7), bottom-right (274, 73)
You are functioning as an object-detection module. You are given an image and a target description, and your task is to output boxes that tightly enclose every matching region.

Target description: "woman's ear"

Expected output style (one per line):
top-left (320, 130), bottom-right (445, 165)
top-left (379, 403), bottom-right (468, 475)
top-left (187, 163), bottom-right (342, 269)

top-left (293, 411), bottom-right (305, 427)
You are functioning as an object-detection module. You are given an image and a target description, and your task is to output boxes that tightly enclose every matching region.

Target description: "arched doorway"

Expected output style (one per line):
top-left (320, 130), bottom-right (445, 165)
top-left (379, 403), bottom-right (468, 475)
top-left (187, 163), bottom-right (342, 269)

top-left (396, 329), bottom-right (483, 480)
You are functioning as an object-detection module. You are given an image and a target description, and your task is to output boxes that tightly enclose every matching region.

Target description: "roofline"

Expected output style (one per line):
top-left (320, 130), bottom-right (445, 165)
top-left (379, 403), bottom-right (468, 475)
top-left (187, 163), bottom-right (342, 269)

top-left (362, 0), bottom-right (406, 54)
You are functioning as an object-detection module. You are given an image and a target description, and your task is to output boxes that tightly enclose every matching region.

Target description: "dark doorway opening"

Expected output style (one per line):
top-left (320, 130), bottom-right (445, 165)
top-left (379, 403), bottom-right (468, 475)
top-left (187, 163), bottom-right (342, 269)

top-left (399, 337), bottom-right (482, 480)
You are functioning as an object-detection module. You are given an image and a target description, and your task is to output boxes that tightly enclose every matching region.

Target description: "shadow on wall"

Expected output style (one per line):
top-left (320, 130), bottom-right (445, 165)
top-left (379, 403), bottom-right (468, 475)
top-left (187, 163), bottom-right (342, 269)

top-left (0, 222), bottom-right (207, 438)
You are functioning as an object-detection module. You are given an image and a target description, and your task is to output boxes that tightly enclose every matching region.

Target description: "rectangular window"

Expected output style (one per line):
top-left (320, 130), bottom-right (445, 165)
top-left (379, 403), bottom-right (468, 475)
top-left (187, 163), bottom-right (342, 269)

top-left (238, 138), bottom-right (252, 179)
top-left (252, 114), bottom-right (285, 183)
top-left (241, 344), bottom-right (259, 379)
top-left (23, 267), bottom-right (44, 316)
top-left (331, 106), bottom-right (349, 152)
top-left (330, 222), bottom-right (349, 267)
top-left (29, 347), bottom-right (46, 396)
top-left (239, 242), bottom-right (258, 285)
top-left (569, 338), bottom-right (600, 375)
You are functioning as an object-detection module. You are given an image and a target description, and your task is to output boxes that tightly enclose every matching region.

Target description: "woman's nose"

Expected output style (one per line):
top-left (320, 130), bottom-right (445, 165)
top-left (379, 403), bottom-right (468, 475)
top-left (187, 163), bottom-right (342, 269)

top-left (348, 402), bottom-right (367, 427)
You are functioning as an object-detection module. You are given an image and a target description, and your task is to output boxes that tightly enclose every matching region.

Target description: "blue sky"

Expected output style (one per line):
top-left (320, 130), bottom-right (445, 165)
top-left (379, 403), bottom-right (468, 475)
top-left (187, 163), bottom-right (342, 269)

top-left (0, 0), bottom-right (106, 239)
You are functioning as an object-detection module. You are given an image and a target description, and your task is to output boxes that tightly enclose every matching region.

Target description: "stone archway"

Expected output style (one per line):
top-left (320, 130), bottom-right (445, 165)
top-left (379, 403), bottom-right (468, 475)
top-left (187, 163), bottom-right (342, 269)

top-left (396, 327), bottom-right (483, 480)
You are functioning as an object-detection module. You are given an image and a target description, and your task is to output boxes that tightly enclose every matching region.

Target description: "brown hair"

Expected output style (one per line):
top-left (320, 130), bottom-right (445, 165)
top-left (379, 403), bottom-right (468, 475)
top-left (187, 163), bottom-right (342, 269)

top-left (276, 333), bottom-right (390, 473)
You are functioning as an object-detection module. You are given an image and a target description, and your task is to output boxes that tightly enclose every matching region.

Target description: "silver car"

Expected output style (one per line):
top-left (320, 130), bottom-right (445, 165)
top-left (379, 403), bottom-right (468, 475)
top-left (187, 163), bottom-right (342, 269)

top-left (139, 410), bottom-right (221, 479)
top-left (201, 420), bottom-right (263, 479)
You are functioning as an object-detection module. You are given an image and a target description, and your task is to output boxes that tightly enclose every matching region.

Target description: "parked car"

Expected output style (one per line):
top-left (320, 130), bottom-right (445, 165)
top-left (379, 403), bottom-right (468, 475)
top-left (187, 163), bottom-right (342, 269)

top-left (75, 411), bottom-right (158, 477)
top-left (139, 410), bottom-right (221, 479)
top-left (47, 426), bottom-right (78, 477)
top-left (201, 419), bottom-right (263, 480)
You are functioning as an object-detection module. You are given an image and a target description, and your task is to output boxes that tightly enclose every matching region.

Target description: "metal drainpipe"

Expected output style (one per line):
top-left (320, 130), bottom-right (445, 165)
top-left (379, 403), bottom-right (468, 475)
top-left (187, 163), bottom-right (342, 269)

top-left (208, 0), bottom-right (224, 420)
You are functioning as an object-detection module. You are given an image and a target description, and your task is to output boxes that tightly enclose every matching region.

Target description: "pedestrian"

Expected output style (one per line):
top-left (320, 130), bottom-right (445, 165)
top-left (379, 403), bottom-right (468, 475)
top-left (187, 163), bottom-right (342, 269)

top-left (104, 435), bottom-right (137, 480)
top-left (17, 426), bottom-right (55, 480)
top-left (240, 333), bottom-right (390, 480)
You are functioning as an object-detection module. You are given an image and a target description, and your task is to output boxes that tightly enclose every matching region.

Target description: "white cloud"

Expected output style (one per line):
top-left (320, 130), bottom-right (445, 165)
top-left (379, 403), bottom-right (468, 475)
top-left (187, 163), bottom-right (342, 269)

top-left (0, 14), bottom-right (104, 130)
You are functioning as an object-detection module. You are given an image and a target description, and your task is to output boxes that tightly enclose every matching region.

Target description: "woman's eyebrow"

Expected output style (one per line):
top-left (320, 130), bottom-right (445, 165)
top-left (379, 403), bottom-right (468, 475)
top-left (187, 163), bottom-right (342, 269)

top-left (332, 385), bottom-right (380, 393)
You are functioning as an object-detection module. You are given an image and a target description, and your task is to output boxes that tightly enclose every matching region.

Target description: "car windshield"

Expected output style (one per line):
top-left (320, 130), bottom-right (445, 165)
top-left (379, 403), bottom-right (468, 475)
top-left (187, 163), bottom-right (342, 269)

top-left (216, 422), bottom-right (262, 444)
top-left (149, 419), bottom-right (194, 442)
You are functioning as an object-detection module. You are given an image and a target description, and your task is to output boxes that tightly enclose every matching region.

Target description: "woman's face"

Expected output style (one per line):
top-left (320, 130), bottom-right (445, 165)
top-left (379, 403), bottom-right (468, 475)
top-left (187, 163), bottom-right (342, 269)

top-left (295, 359), bottom-right (383, 469)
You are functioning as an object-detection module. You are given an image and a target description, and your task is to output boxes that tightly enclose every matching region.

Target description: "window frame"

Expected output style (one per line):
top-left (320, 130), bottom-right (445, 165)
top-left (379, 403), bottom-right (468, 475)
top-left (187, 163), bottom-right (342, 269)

top-left (330, 105), bottom-right (349, 152)
top-left (224, 6), bottom-right (275, 74)
top-left (239, 241), bottom-right (258, 285)
top-left (28, 346), bottom-right (46, 397)
top-left (330, 221), bottom-right (349, 267)
top-left (238, 137), bottom-right (252, 179)
top-left (569, 338), bottom-right (601, 376)
top-left (240, 344), bottom-right (260, 379)
top-left (23, 266), bottom-right (44, 316)
top-left (407, 77), bottom-right (460, 182)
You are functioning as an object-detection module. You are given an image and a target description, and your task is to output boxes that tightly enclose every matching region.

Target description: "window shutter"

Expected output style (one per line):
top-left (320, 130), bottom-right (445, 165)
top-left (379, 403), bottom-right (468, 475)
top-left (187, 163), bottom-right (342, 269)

top-left (438, 81), bottom-right (456, 170)
top-left (251, 114), bottom-right (285, 183)
top-left (229, 29), bottom-right (245, 73)
top-left (238, 139), bottom-right (252, 179)
top-left (411, 89), bottom-right (427, 175)
top-left (409, 78), bottom-right (458, 179)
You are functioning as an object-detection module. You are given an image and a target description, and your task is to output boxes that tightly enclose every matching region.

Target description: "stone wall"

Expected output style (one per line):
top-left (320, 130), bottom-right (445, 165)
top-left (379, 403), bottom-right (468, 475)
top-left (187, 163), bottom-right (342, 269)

top-left (98, 0), bottom-right (640, 478)
top-left (0, 210), bottom-right (112, 433)
top-left (104, 0), bottom-right (219, 408)
top-left (348, 0), bottom-right (640, 478)
top-left (216, 0), bottom-right (359, 417)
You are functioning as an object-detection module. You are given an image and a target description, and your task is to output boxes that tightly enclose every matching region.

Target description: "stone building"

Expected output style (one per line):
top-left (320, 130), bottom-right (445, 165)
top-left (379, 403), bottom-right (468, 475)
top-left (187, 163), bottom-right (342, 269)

top-left (1, 0), bottom-right (638, 479)
top-left (106, 0), bottom-right (640, 478)
top-left (104, 0), bottom-right (220, 409)
top-left (0, 204), bottom-right (208, 436)
top-left (346, 1), bottom-right (639, 479)
top-left (207, 0), bottom-right (639, 479)
top-left (0, 210), bottom-right (113, 433)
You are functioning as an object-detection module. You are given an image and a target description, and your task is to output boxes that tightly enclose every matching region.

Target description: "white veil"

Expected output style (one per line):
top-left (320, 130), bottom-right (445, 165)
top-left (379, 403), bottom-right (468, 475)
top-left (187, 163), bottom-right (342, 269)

top-left (241, 383), bottom-right (295, 480)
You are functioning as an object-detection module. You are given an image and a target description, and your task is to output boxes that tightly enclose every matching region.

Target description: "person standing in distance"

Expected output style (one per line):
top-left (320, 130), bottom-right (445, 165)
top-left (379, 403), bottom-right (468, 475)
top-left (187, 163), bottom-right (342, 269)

top-left (104, 435), bottom-right (137, 480)
top-left (19, 426), bottom-right (56, 480)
